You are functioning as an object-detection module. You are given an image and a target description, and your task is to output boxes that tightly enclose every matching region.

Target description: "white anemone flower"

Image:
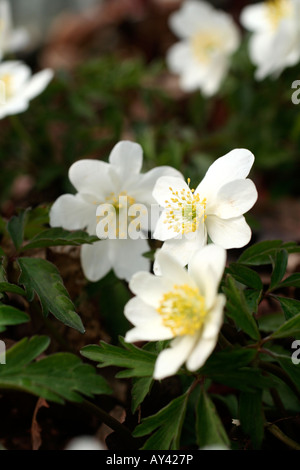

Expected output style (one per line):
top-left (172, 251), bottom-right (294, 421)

top-left (0, 61), bottom-right (53, 119)
top-left (0, 0), bottom-right (30, 60)
top-left (152, 148), bottom-right (257, 272)
top-left (166, 0), bottom-right (240, 96)
top-left (49, 141), bottom-right (182, 283)
top-left (240, 0), bottom-right (300, 80)
top-left (124, 244), bottom-right (226, 380)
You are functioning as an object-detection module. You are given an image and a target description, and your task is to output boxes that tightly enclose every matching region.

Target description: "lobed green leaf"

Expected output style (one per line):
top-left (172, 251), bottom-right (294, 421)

top-left (0, 336), bottom-right (111, 404)
top-left (17, 257), bottom-right (84, 333)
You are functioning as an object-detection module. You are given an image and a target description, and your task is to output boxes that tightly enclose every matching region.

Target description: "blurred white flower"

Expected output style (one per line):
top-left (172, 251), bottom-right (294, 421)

top-left (50, 141), bottom-right (181, 282)
top-left (166, 0), bottom-right (240, 96)
top-left (0, 0), bottom-right (30, 60)
top-left (0, 61), bottom-right (53, 119)
top-left (153, 148), bottom-right (257, 272)
top-left (65, 436), bottom-right (106, 450)
top-left (240, 0), bottom-right (300, 80)
top-left (125, 244), bottom-right (226, 380)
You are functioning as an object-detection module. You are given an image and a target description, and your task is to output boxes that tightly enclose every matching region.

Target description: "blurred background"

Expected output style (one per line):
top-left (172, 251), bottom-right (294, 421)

top-left (1, 0), bottom-right (300, 244)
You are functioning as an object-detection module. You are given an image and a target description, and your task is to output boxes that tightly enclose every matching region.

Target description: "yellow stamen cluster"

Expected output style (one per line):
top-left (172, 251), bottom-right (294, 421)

top-left (105, 191), bottom-right (135, 212)
top-left (157, 284), bottom-right (207, 336)
top-left (190, 31), bottom-right (222, 63)
top-left (164, 180), bottom-right (206, 234)
top-left (266, 0), bottom-right (291, 28)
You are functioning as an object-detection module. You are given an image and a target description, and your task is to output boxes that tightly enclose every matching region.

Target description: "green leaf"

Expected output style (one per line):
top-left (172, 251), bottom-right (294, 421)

top-left (0, 336), bottom-right (111, 404)
top-left (269, 250), bottom-right (288, 290)
top-left (133, 392), bottom-right (189, 450)
top-left (238, 240), bottom-right (285, 265)
top-left (271, 314), bottom-right (300, 339)
top-left (207, 368), bottom-right (272, 393)
top-left (0, 282), bottom-right (26, 296)
top-left (244, 288), bottom-right (261, 313)
top-left (200, 348), bottom-right (257, 374)
top-left (81, 337), bottom-right (156, 378)
top-left (0, 263), bottom-right (26, 296)
top-left (274, 296), bottom-right (300, 320)
top-left (258, 312), bottom-right (285, 333)
top-left (195, 388), bottom-right (229, 449)
top-left (273, 273), bottom-right (300, 289)
top-left (270, 353), bottom-right (300, 391)
top-left (17, 257), bottom-right (84, 333)
top-left (239, 390), bottom-right (264, 449)
top-left (227, 263), bottom-right (263, 290)
top-left (0, 304), bottom-right (30, 332)
top-left (22, 228), bottom-right (98, 251)
top-left (131, 376), bottom-right (153, 414)
top-left (7, 210), bottom-right (28, 250)
top-left (223, 276), bottom-right (260, 341)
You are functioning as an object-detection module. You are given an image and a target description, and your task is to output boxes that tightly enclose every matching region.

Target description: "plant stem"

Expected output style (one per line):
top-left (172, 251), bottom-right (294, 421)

top-left (266, 423), bottom-right (300, 450)
top-left (78, 399), bottom-right (137, 447)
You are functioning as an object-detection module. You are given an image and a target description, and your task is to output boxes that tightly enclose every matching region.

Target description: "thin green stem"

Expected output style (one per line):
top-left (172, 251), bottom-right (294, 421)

top-left (78, 399), bottom-right (137, 447)
top-left (266, 423), bottom-right (300, 450)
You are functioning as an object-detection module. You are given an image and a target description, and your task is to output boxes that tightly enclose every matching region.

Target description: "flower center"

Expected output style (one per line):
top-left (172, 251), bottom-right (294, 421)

top-left (105, 191), bottom-right (135, 214)
top-left (190, 31), bottom-right (222, 63)
top-left (157, 284), bottom-right (207, 336)
top-left (266, 0), bottom-right (292, 28)
top-left (164, 179), bottom-right (206, 234)
top-left (0, 73), bottom-right (13, 103)
top-left (96, 191), bottom-right (138, 238)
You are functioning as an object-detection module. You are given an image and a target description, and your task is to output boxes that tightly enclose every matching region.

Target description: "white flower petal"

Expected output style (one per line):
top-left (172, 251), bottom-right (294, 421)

top-left (186, 295), bottom-right (225, 371)
top-left (129, 271), bottom-right (174, 308)
top-left (68, 159), bottom-right (112, 198)
top-left (185, 334), bottom-right (217, 372)
top-left (0, 97), bottom-right (28, 118)
top-left (108, 141), bottom-right (143, 180)
top-left (124, 297), bottom-right (159, 326)
top-left (21, 69), bottom-right (54, 101)
top-left (80, 240), bottom-right (112, 282)
top-left (155, 250), bottom-right (195, 286)
top-left (240, 4), bottom-right (270, 32)
top-left (152, 175), bottom-right (186, 208)
top-left (125, 320), bottom-right (173, 343)
top-left (196, 148), bottom-right (255, 201)
top-left (49, 194), bottom-right (95, 231)
top-left (211, 178), bottom-right (258, 219)
top-left (110, 238), bottom-right (150, 282)
top-left (202, 294), bottom-right (226, 340)
top-left (169, 0), bottom-right (214, 39)
top-left (166, 41), bottom-right (195, 74)
top-left (201, 56), bottom-right (230, 97)
top-left (153, 230), bottom-right (207, 274)
top-left (131, 166), bottom-right (183, 206)
top-left (206, 215), bottom-right (252, 249)
top-left (188, 244), bottom-right (226, 308)
top-left (152, 209), bottom-right (180, 241)
top-left (153, 335), bottom-right (198, 380)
